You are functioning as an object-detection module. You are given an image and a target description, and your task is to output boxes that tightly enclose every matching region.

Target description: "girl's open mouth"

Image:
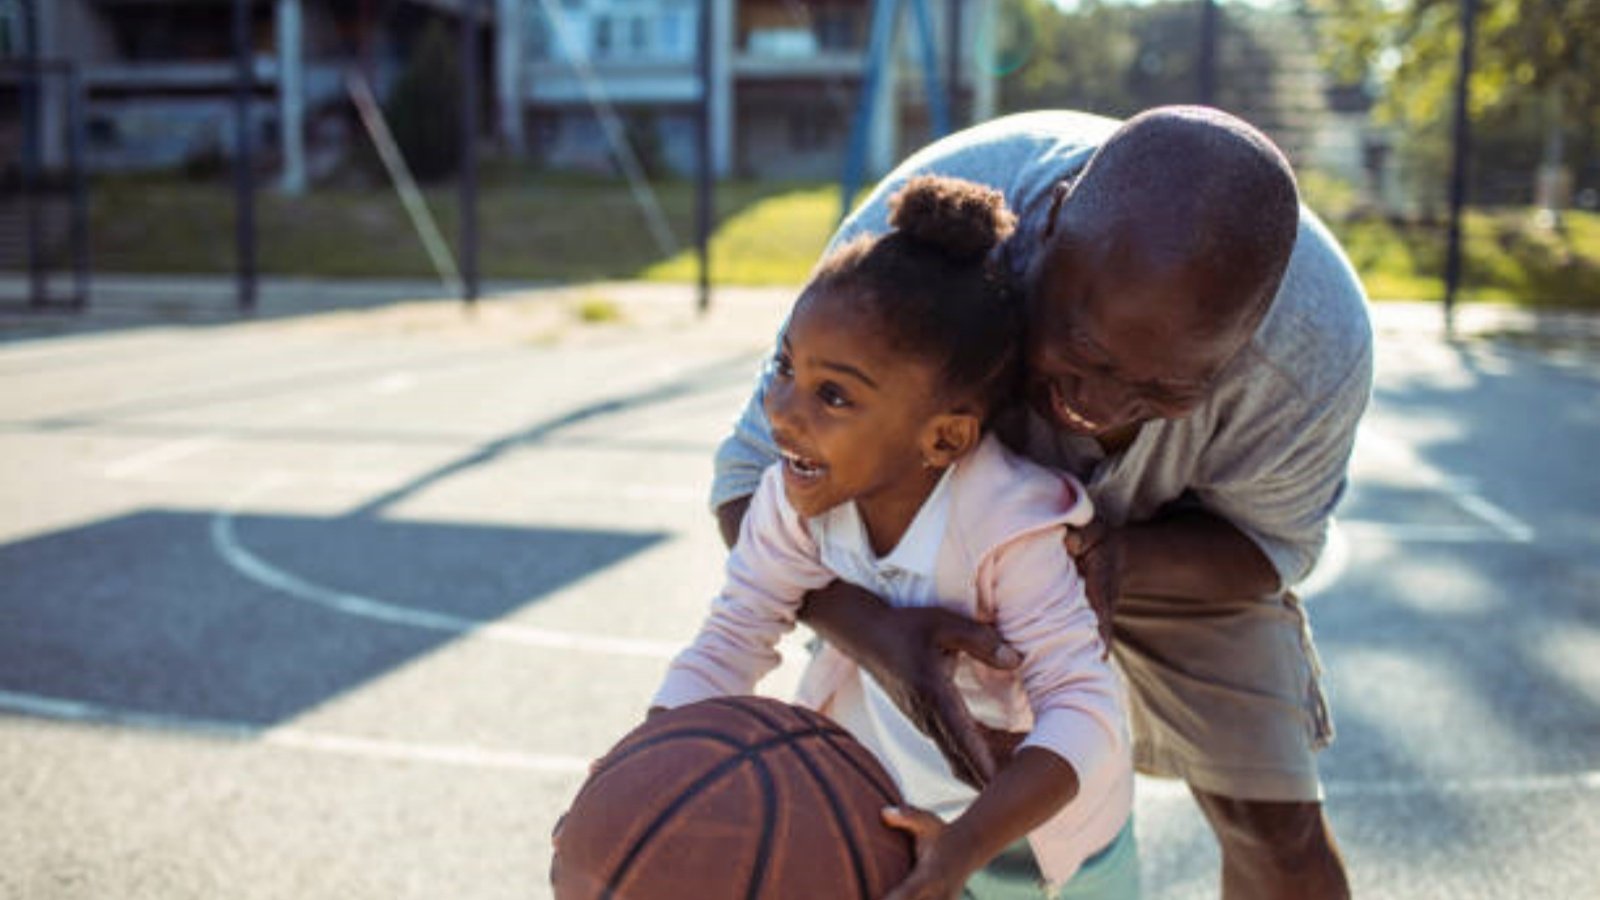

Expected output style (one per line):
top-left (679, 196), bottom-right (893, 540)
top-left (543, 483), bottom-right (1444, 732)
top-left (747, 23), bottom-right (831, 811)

top-left (780, 448), bottom-right (827, 482)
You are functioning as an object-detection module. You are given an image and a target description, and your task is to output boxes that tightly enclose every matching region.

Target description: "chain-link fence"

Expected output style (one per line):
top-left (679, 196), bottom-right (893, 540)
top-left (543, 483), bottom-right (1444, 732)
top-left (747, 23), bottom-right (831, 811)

top-left (2, 0), bottom-right (1594, 315)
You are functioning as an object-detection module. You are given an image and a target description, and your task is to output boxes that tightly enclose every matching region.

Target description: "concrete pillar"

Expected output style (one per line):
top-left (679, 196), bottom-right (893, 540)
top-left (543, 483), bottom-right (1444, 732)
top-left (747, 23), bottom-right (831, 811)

top-left (495, 0), bottom-right (526, 154)
top-left (868, 5), bottom-right (901, 178)
top-left (276, 0), bottom-right (307, 193)
top-left (32, 0), bottom-right (67, 169)
top-left (710, 0), bottom-right (733, 176)
top-left (971, 0), bottom-right (996, 123)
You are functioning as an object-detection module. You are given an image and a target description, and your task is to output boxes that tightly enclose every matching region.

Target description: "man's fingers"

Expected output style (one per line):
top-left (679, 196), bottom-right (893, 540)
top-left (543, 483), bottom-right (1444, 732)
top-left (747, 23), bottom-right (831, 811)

top-left (931, 615), bottom-right (1020, 670)
top-left (926, 686), bottom-right (995, 788)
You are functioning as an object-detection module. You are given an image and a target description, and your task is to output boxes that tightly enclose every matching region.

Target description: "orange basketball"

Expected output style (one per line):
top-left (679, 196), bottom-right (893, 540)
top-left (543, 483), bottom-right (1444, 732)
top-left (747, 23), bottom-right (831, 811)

top-left (552, 695), bottom-right (914, 899)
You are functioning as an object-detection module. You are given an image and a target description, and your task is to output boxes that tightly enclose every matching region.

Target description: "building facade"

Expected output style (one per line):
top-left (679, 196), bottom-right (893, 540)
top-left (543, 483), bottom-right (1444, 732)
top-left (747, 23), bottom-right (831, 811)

top-left (9, 0), bottom-right (992, 185)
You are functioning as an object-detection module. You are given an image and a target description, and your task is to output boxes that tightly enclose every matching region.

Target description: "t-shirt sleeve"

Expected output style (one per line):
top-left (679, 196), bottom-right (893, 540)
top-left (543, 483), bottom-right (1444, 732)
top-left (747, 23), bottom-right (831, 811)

top-left (1197, 219), bottom-right (1375, 589)
top-left (1201, 354), bottom-right (1370, 589)
top-left (656, 465), bottom-right (836, 708)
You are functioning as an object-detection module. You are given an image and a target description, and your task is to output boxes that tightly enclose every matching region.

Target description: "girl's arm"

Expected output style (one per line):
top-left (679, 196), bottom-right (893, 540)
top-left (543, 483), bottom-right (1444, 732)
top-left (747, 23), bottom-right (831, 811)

top-left (888, 524), bottom-right (1124, 897)
top-left (884, 747), bottom-right (1079, 900)
top-left (653, 466), bottom-right (835, 708)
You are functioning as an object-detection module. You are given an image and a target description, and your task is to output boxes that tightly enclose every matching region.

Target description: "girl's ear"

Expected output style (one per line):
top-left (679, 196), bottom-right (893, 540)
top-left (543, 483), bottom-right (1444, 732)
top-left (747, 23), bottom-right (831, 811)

top-left (920, 413), bottom-right (981, 469)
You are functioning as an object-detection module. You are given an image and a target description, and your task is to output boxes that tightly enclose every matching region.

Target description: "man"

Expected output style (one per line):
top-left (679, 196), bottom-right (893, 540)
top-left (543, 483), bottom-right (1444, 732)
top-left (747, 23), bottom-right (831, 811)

top-left (711, 107), bottom-right (1371, 899)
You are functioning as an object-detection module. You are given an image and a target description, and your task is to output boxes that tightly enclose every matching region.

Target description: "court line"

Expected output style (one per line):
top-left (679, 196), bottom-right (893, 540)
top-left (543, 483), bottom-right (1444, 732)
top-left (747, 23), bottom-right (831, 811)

top-left (0, 689), bottom-right (588, 774)
top-left (1336, 522), bottom-right (1530, 544)
top-left (1354, 427), bottom-right (1535, 543)
top-left (210, 474), bottom-right (682, 659)
top-left (5, 687), bottom-right (1598, 798)
top-left (103, 435), bottom-right (226, 480)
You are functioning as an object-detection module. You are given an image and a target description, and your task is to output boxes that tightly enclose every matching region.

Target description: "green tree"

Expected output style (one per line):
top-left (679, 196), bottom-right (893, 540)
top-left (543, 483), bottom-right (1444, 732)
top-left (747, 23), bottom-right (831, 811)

top-left (1306, 0), bottom-right (1600, 209)
top-left (996, 1), bottom-right (1331, 163)
top-left (385, 20), bottom-right (463, 182)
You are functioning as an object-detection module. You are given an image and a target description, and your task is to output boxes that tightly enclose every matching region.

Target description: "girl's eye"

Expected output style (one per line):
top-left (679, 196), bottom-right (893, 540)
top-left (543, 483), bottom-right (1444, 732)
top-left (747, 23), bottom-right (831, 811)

top-left (818, 382), bottom-right (851, 408)
top-left (771, 352), bottom-right (793, 379)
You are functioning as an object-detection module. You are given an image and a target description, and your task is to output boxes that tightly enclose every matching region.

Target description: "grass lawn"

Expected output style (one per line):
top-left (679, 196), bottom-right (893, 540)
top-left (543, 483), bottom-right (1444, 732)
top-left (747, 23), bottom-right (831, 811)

top-left (84, 172), bottom-right (1600, 308)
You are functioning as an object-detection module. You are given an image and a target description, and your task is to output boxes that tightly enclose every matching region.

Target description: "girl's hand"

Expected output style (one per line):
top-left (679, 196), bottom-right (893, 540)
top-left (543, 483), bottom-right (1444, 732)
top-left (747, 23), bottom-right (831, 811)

top-left (881, 805), bottom-right (967, 900)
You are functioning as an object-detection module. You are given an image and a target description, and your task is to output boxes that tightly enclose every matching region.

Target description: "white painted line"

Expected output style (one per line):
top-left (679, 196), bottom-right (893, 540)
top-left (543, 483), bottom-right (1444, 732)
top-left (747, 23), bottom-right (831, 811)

top-left (1445, 479), bottom-right (1536, 542)
top-left (210, 475), bottom-right (681, 659)
top-left (1337, 522), bottom-right (1526, 544)
top-left (1352, 426), bottom-right (1535, 543)
top-left (0, 689), bottom-right (589, 774)
top-left (8, 687), bottom-right (1598, 795)
top-left (369, 372), bottom-right (418, 395)
top-left (102, 435), bottom-right (225, 480)
top-left (1134, 770), bottom-right (1600, 802)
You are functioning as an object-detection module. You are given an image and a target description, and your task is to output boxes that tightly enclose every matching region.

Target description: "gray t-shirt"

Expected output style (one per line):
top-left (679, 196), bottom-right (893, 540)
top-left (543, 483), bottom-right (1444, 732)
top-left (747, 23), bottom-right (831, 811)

top-left (711, 111), bottom-right (1374, 591)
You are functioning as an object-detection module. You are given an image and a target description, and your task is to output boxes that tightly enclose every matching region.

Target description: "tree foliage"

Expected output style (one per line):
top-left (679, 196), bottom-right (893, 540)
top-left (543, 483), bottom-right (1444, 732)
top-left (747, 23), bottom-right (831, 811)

top-left (995, 1), bottom-right (1331, 162)
top-left (385, 20), bottom-right (463, 182)
top-left (1305, 0), bottom-right (1600, 203)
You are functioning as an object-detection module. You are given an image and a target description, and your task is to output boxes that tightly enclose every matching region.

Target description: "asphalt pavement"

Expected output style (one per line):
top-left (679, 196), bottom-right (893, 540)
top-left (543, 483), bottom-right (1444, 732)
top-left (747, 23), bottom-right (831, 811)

top-left (1, 280), bottom-right (1596, 899)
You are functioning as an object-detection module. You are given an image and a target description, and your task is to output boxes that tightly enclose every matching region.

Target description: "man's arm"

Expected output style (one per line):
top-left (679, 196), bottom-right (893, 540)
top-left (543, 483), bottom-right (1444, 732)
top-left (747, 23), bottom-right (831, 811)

top-left (1068, 506), bottom-right (1280, 612)
top-left (713, 496), bottom-right (1018, 788)
top-left (716, 496), bottom-right (751, 549)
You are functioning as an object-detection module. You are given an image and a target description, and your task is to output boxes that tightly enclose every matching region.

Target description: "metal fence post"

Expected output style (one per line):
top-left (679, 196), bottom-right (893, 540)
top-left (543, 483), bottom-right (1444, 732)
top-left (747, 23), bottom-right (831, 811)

top-left (460, 0), bottom-right (481, 306)
top-left (234, 0), bottom-right (258, 313)
top-left (1443, 0), bottom-right (1477, 332)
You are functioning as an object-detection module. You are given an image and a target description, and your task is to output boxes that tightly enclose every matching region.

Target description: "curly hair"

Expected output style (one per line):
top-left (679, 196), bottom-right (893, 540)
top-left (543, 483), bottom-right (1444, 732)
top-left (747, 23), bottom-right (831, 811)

top-left (805, 175), bottom-right (1022, 417)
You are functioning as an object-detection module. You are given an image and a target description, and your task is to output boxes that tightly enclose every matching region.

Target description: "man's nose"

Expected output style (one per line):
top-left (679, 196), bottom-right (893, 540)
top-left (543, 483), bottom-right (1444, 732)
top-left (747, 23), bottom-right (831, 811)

top-left (1080, 374), bottom-right (1142, 424)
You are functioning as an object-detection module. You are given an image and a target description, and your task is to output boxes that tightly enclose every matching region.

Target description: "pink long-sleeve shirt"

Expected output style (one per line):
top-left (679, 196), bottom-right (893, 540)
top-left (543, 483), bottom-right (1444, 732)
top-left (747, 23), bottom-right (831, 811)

top-left (655, 434), bottom-right (1133, 889)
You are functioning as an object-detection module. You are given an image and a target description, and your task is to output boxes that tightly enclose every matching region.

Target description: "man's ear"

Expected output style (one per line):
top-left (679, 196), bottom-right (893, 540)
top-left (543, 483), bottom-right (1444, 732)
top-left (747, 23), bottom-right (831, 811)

top-left (1043, 181), bottom-right (1071, 240)
top-left (921, 412), bottom-right (982, 469)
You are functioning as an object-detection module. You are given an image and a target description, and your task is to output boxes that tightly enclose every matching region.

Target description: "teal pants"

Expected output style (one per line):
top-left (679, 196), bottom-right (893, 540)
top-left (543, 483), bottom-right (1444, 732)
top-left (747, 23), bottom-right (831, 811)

top-left (962, 819), bottom-right (1140, 900)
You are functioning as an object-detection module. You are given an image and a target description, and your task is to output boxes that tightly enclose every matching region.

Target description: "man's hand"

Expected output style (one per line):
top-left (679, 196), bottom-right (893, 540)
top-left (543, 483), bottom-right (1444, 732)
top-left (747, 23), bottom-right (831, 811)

top-left (800, 581), bottom-right (1021, 789)
top-left (1063, 518), bottom-right (1124, 655)
top-left (881, 805), bottom-right (965, 900)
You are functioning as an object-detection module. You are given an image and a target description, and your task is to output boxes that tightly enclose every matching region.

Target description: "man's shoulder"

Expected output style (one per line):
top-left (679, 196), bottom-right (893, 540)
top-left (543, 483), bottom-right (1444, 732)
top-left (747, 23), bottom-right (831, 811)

top-left (1241, 209), bottom-right (1375, 407)
top-left (836, 112), bottom-right (1120, 248)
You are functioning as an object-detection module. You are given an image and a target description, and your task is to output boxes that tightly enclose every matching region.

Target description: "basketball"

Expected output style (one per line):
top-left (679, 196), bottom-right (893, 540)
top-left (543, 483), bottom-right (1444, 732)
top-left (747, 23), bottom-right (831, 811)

top-left (551, 695), bottom-right (915, 899)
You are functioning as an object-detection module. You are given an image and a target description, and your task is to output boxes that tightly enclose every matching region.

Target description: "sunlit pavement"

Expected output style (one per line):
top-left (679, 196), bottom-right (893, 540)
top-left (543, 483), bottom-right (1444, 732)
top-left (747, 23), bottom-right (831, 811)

top-left (1, 283), bottom-right (1596, 898)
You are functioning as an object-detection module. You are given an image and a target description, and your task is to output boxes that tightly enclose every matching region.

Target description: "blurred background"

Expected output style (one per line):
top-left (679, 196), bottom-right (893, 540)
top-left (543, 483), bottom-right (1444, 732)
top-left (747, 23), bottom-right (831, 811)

top-left (2, 0), bottom-right (1596, 314)
top-left (2, 5), bottom-right (1598, 898)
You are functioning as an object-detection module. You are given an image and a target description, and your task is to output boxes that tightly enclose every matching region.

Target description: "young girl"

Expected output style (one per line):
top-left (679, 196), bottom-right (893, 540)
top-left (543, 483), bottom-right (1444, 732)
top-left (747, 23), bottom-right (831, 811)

top-left (653, 176), bottom-right (1136, 899)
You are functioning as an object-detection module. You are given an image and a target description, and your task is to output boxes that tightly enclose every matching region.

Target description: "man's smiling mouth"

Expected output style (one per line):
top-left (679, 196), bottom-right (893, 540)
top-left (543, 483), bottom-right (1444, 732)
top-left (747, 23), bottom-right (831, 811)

top-left (1047, 379), bottom-right (1102, 432)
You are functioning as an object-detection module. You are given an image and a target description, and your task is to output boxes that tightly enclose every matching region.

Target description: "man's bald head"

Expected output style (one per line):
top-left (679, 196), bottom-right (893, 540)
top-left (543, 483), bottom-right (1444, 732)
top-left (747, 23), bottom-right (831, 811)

top-left (1052, 106), bottom-right (1300, 333)
top-left (1024, 107), bottom-right (1302, 438)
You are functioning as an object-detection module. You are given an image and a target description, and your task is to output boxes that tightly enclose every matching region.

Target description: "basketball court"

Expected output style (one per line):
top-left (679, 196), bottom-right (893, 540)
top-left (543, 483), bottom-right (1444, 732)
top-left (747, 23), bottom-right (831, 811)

top-left (1, 286), bottom-right (1597, 898)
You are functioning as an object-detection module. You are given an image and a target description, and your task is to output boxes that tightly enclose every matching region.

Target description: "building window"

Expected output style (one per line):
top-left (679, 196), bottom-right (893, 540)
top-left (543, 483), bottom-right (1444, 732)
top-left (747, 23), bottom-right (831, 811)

top-left (628, 16), bottom-right (649, 54)
top-left (526, 15), bottom-right (551, 61)
top-left (815, 7), bottom-right (862, 52)
top-left (593, 15), bottom-right (612, 58)
top-left (789, 107), bottom-right (831, 151)
top-left (659, 10), bottom-right (695, 60)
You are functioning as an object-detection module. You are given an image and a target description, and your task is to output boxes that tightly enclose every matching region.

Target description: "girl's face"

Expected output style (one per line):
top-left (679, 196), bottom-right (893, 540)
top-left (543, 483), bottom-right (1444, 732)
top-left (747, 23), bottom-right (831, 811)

top-left (763, 289), bottom-right (959, 527)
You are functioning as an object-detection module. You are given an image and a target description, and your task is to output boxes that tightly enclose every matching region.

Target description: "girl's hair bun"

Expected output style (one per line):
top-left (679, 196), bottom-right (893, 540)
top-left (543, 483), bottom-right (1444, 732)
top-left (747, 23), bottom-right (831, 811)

top-left (887, 175), bottom-right (1017, 264)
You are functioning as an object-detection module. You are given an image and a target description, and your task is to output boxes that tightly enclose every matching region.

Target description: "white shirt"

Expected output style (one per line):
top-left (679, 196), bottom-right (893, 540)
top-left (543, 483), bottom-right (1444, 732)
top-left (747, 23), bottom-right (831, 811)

top-left (808, 468), bottom-right (983, 820)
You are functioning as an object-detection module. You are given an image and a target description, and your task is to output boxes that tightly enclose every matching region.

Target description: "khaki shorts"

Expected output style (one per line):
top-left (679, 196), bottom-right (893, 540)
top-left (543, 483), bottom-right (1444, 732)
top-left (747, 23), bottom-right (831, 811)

top-left (1111, 591), bottom-right (1334, 803)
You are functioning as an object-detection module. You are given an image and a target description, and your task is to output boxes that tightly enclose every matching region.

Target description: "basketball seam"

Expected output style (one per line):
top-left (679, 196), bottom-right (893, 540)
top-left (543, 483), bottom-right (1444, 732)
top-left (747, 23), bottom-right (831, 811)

top-left (603, 725), bottom-right (845, 899)
top-left (584, 727), bottom-right (744, 788)
top-left (746, 757), bottom-right (778, 900)
top-left (816, 728), bottom-right (902, 805)
top-left (785, 737), bottom-right (876, 900)
top-left (721, 699), bottom-right (878, 900)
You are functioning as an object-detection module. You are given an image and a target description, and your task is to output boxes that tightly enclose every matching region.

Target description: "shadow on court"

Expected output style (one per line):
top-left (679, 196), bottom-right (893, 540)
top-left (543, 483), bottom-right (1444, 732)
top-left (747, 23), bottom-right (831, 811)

top-left (0, 509), bottom-right (666, 726)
